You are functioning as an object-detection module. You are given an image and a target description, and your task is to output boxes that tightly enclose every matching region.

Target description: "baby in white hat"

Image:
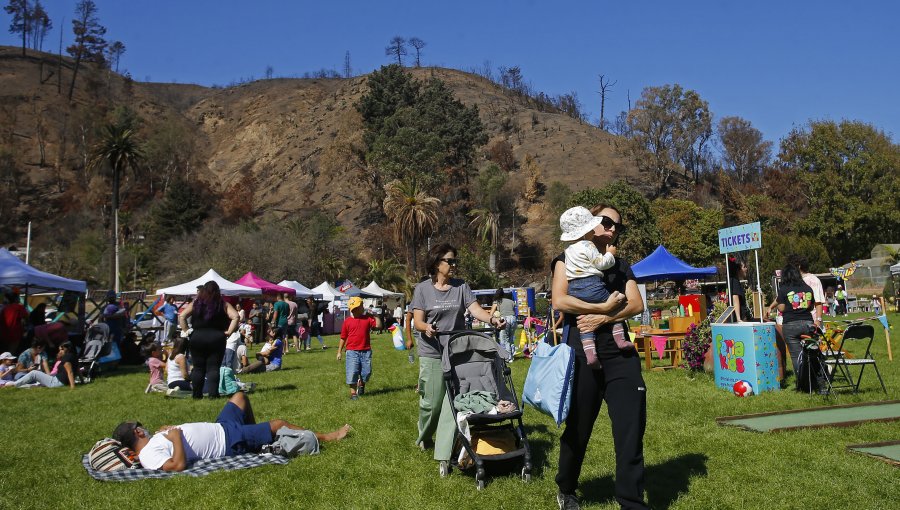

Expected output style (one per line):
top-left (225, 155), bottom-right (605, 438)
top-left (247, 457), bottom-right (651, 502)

top-left (0, 352), bottom-right (16, 386)
top-left (559, 206), bottom-right (627, 368)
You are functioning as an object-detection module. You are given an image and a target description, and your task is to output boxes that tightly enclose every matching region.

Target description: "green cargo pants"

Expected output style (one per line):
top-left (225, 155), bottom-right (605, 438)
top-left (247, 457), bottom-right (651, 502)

top-left (416, 356), bottom-right (456, 461)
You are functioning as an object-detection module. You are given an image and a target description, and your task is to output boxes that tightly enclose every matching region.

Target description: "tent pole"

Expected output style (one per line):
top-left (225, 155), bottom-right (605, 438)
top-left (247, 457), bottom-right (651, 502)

top-left (724, 255), bottom-right (732, 308)
top-left (25, 221), bottom-right (31, 264)
top-left (753, 249), bottom-right (763, 323)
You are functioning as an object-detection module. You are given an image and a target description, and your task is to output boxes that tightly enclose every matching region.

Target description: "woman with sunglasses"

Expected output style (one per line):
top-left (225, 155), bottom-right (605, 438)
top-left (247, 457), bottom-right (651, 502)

top-left (411, 242), bottom-right (505, 477)
top-left (551, 205), bottom-right (648, 510)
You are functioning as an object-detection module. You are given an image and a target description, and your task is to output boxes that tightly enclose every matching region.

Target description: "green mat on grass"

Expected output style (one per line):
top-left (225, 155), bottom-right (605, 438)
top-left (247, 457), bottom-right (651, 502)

top-left (717, 400), bottom-right (900, 432)
top-left (847, 441), bottom-right (900, 467)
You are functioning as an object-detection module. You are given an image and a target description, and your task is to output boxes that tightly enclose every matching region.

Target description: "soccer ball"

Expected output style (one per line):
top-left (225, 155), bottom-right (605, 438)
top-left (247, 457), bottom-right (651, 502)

top-left (733, 380), bottom-right (754, 397)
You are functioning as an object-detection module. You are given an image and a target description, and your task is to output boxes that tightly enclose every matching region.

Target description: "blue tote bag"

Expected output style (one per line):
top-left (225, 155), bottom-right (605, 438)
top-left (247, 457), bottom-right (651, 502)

top-left (523, 340), bottom-right (575, 427)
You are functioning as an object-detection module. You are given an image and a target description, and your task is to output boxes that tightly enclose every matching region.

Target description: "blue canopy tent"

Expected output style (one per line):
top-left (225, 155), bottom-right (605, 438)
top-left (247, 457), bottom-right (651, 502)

top-left (631, 245), bottom-right (718, 282)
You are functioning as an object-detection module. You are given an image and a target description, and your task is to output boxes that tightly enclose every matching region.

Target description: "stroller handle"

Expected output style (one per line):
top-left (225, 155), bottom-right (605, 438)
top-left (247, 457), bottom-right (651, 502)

top-left (432, 328), bottom-right (494, 337)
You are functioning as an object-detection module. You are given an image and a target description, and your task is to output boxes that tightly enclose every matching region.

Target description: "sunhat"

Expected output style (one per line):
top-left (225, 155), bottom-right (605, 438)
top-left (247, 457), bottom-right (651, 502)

top-left (559, 206), bottom-right (603, 242)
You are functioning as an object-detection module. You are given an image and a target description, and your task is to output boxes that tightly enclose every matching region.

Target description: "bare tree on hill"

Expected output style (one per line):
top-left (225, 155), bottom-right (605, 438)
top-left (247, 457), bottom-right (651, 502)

top-left (385, 36), bottom-right (407, 66)
top-left (107, 41), bottom-right (125, 73)
top-left (265, 65), bottom-right (273, 79)
top-left (343, 50), bottom-right (352, 78)
top-left (30, 1), bottom-right (51, 51)
top-left (67, 0), bottom-right (107, 101)
top-left (5, 0), bottom-right (30, 56)
top-left (717, 116), bottom-right (772, 184)
top-left (409, 37), bottom-right (425, 67)
top-left (597, 74), bottom-right (616, 131)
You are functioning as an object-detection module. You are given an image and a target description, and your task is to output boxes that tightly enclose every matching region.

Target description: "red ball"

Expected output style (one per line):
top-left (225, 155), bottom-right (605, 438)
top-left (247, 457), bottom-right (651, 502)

top-left (733, 380), bottom-right (754, 397)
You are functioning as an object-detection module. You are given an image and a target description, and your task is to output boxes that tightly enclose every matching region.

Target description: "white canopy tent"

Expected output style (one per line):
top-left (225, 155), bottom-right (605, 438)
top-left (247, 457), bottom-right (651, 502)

top-left (361, 281), bottom-right (405, 310)
top-left (310, 281), bottom-right (346, 310)
top-left (155, 269), bottom-right (262, 296)
top-left (0, 248), bottom-right (86, 293)
top-left (277, 280), bottom-right (322, 299)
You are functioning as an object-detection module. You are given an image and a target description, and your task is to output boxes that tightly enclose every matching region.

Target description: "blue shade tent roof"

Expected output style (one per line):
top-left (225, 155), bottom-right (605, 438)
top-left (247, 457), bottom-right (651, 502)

top-left (0, 248), bottom-right (87, 293)
top-left (631, 245), bottom-right (718, 283)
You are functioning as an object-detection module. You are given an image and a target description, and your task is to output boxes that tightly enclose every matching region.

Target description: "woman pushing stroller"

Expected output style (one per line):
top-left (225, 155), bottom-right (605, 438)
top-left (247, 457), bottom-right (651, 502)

top-left (411, 243), bottom-right (505, 477)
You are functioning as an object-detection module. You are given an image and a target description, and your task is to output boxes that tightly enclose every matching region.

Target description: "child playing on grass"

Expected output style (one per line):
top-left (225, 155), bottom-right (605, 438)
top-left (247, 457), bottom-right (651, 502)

top-left (295, 319), bottom-right (309, 353)
top-left (142, 342), bottom-right (168, 394)
top-left (165, 338), bottom-right (192, 397)
top-left (337, 297), bottom-right (376, 400)
top-left (559, 206), bottom-right (630, 368)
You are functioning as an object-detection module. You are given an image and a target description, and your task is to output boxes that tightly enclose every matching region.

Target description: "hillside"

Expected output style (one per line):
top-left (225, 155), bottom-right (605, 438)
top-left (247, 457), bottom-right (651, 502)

top-left (0, 46), bottom-right (644, 277)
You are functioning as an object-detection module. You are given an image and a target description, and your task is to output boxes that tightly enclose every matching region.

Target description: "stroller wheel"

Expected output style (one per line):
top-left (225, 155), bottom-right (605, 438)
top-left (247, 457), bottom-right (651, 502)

top-left (521, 467), bottom-right (531, 482)
top-left (439, 461), bottom-right (451, 478)
top-left (476, 479), bottom-right (485, 491)
top-left (475, 468), bottom-right (486, 490)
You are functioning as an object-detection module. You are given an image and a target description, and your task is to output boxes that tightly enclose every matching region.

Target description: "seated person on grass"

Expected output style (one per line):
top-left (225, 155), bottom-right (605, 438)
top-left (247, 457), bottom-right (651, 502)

top-left (13, 337), bottom-right (51, 381)
top-left (243, 328), bottom-right (283, 373)
top-left (113, 391), bottom-right (350, 471)
top-left (14, 341), bottom-right (76, 389)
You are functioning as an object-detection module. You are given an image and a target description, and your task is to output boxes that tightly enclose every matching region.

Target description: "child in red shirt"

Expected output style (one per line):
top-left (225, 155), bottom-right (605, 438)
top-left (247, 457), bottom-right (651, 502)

top-left (337, 297), bottom-right (377, 400)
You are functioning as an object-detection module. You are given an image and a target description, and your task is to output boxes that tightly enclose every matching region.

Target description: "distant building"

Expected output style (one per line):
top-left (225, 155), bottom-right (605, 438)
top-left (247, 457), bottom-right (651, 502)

top-left (842, 243), bottom-right (900, 288)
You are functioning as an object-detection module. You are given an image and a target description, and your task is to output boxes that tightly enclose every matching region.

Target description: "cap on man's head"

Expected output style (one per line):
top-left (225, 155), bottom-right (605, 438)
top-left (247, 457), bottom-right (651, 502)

top-left (348, 297), bottom-right (363, 310)
top-left (0, 352), bottom-right (15, 361)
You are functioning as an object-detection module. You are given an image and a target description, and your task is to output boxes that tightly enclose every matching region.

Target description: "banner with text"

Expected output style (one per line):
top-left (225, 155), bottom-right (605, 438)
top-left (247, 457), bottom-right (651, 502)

top-left (718, 222), bottom-right (762, 254)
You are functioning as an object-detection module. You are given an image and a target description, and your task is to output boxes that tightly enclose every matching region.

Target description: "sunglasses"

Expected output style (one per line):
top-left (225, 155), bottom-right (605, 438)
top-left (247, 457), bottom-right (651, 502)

top-left (441, 258), bottom-right (459, 266)
top-left (598, 215), bottom-right (625, 233)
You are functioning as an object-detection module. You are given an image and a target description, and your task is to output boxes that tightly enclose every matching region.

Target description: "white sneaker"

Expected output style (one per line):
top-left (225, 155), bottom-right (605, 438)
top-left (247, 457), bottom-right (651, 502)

top-left (165, 388), bottom-right (191, 398)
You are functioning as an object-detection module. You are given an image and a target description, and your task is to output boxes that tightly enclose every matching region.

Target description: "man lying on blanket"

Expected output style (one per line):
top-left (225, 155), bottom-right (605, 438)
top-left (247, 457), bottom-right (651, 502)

top-left (113, 391), bottom-right (350, 471)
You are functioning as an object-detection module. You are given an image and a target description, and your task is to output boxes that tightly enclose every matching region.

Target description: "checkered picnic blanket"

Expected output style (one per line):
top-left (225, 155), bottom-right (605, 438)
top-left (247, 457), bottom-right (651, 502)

top-left (82, 452), bottom-right (290, 481)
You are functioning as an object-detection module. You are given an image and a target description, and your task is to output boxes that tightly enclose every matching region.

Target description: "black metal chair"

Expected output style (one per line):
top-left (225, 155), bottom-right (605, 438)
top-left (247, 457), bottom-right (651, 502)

top-left (823, 324), bottom-right (887, 394)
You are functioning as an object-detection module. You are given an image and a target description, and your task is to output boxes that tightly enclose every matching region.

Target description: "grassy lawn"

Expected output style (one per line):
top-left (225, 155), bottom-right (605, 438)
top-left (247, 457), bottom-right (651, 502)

top-left (2, 312), bottom-right (898, 509)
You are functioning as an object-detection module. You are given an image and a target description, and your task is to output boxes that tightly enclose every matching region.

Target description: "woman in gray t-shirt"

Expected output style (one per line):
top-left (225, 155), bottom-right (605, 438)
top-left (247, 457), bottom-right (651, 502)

top-left (411, 242), bottom-right (504, 477)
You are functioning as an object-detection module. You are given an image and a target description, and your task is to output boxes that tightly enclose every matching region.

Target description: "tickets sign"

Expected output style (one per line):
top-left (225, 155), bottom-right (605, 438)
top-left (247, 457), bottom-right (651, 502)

top-left (718, 222), bottom-right (762, 254)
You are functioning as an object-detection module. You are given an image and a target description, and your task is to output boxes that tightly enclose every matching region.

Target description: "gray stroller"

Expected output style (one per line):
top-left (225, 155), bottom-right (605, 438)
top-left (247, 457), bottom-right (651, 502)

top-left (78, 323), bottom-right (112, 383)
top-left (440, 330), bottom-right (532, 490)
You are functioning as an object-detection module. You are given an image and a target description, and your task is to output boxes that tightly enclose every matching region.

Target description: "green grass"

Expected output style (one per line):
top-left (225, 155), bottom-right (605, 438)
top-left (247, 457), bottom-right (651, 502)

top-left (2, 313), bottom-right (899, 509)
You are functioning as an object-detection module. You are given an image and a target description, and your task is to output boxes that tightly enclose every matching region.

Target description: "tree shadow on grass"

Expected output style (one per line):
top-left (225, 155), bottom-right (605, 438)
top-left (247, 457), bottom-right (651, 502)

top-left (255, 384), bottom-right (299, 393)
top-left (363, 385), bottom-right (413, 397)
top-left (581, 452), bottom-right (708, 510)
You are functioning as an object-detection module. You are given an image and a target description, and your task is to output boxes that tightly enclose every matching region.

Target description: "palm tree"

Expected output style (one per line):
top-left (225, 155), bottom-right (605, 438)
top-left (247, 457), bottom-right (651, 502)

top-left (468, 208), bottom-right (500, 273)
top-left (367, 258), bottom-right (406, 291)
top-left (90, 123), bottom-right (142, 291)
top-left (383, 179), bottom-right (440, 276)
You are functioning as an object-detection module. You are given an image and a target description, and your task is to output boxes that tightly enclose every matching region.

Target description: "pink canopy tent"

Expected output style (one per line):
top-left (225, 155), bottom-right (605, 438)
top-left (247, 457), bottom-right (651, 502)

top-left (234, 272), bottom-right (296, 296)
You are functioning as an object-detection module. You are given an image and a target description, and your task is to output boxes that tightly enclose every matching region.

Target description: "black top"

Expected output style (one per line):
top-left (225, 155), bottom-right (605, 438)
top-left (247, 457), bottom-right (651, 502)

top-left (551, 253), bottom-right (636, 358)
top-left (55, 352), bottom-right (76, 386)
top-left (729, 277), bottom-right (752, 321)
top-left (777, 281), bottom-right (815, 323)
top-left (191, 302), bottom-right (229, 330)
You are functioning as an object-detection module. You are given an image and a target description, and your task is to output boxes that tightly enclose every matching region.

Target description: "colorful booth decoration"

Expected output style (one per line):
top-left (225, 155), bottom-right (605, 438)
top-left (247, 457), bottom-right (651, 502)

top-left (712, 323), bottom-right (780, 395)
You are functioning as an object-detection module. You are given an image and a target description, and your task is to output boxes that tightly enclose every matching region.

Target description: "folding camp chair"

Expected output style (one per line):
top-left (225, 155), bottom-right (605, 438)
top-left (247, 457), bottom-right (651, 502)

top-left (823, 324), bottom-right (887, 394)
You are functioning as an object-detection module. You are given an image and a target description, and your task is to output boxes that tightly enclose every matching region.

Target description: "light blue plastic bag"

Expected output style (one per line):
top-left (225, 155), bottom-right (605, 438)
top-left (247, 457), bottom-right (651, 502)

top-left (522, 340), bottom-right (575, 427)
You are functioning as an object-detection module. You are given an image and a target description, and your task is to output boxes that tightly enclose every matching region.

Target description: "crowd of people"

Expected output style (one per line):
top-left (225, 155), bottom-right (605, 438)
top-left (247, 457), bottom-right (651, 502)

top-left (5, 194), bottom-right (896, 510)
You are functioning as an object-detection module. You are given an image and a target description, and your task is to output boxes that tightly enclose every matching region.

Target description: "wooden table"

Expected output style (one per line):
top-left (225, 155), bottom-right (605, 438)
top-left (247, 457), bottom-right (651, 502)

top-left (634, 329), bottom-right (686, 370)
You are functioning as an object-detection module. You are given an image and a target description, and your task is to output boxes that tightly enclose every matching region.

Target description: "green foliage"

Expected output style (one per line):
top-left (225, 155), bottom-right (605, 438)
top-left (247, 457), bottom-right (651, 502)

top-left (366, 258), bottom-right (406, 292)
top-left (357, 66), bottom-right (487, 193)
top-left (626, 84), bottom-right (713, 190)
top-left (682, 301), bottom-right (726, 371)
top-left (651, 199), bottom-right (722, 267)
top-left (569, 180), bottom-right (660, 263)
top-left (456, 244), bottom-right (505, 289)
top-left (535, 297), bottom-right (550, 317)
top-left (883, 278), bottom-right (895, 302)
top-left (472, 163), bottom-right (507, 210)
top-left (145, 177), bottom-right (213, 248)
top-left (759, 231), bottom-right (832, 296)
top-left (779, 120), bottom-right (900, 263)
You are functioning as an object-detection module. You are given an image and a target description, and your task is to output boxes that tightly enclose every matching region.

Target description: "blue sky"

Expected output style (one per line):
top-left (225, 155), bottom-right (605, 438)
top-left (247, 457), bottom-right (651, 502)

top-left (3, 0), bottom-right (897, 144)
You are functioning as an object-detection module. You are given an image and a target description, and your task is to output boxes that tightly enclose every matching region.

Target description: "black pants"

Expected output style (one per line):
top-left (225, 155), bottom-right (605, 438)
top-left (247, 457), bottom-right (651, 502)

top-left (189, 330), bottom-right (225, 399)
top-left (556, 350), bottom-right (648, 509)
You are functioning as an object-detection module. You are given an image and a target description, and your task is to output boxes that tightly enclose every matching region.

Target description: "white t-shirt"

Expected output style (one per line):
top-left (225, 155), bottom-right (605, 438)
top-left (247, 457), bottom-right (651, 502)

top-left (232, 344), bottom-right (247, 372)
top-left (393, 306), bottom-right (403, 320)
top-left (564, 240), bottom-right (615, 280)
top-left (166, 354), bottom-right (187, 384)
top-left (138, 423), bottom-right (227, 470)
top-left (802, 272), bottom-right (826, 322)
